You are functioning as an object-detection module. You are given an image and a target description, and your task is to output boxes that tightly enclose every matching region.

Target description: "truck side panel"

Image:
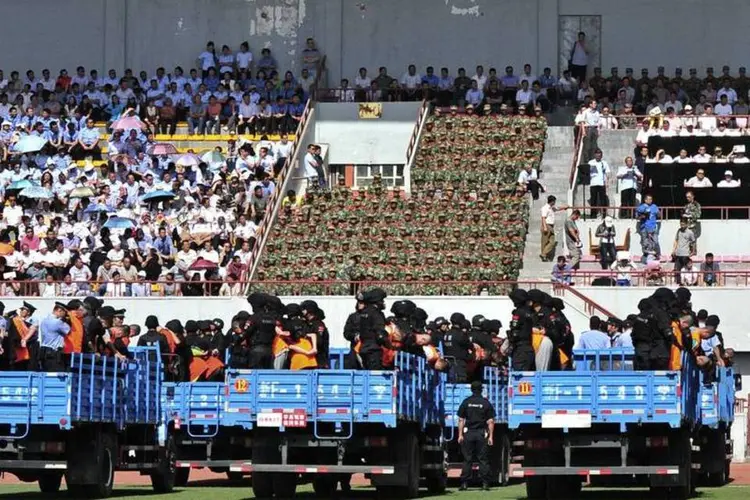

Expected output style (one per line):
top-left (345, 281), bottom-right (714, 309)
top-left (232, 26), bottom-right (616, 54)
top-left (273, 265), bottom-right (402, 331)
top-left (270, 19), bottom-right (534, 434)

top-left (0, 373), bottom-right (70, 433)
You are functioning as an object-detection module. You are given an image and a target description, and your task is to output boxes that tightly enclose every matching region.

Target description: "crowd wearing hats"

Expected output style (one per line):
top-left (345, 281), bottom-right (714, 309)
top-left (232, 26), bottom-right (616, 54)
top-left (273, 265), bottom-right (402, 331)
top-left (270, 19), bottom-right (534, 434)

top-left (575, 65), bottom-right (750, 133)
top-left (257, 113), bottom-right (545, 295)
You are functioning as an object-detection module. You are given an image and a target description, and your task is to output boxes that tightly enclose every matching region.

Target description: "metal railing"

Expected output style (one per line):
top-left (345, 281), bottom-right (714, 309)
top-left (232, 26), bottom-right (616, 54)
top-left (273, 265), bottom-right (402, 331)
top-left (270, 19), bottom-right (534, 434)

top-left (566, 204), bottom-right (750, 220)
top-left (314, 87), bottom-right (435, 103)
top-left (575, 113), bottom-right (750, 130)
top-left (404, 100), bottom-right (432, 195)
top-left (558, 270), bottom-right (750, 287)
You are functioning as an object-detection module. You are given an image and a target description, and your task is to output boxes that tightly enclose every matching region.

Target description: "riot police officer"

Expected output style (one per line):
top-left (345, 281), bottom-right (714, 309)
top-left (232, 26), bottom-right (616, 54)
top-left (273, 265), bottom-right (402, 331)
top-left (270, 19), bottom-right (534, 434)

top-left (246, 293), bottom-right (284, 369)
top-left (632, 298), bottom-right (654, 369)
top-left (343, 288), bottom-right (387, 370)
top-left (458, 380), bottom-right (495, 491)
top-left (443, 313), bottom-right (474, 382)
top-left (301, 300), bottom-right (330, 368)
top-left (508, 288), bottom-right (535, 370)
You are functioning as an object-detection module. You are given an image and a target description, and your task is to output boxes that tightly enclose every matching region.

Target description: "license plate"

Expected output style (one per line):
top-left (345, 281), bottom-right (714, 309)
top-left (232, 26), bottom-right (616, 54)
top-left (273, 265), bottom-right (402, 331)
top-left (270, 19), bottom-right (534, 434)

top-left (257, 413), bottom-right (283, 428)
top-left (541, 413), bottom-right (592, 428)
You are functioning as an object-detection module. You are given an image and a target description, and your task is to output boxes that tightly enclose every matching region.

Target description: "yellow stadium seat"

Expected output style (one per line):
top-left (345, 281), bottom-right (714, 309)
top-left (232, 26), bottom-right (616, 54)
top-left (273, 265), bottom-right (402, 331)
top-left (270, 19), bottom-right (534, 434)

top-left (154, 134), bottom-right (171, 141)
top-left (177, 122), bottom-right (188, 128)
top-left (172, 134), bottom-right (188, 141)
top-left (94, 122), bottom-right (107, 128)
top-left (204, 135), bottom-right (222, 141)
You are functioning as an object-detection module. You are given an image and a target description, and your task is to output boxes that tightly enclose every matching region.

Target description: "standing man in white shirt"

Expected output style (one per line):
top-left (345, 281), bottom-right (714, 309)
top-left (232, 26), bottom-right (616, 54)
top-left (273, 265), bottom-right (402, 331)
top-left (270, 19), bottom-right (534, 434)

top-left (616, 156), bottom-right (642, 216)
top-left (588, 148), bottom-right (610, 218)
top-left (540, 195), bottom-right (569, 262)
top-left (303, 143), bottom-right (325, 188)
top-left (569, 31), bottom-right (589, 83)
top-left (582, 99), bottom-right (601, 161)
top-left (400, 64), bottom-right (422, 101)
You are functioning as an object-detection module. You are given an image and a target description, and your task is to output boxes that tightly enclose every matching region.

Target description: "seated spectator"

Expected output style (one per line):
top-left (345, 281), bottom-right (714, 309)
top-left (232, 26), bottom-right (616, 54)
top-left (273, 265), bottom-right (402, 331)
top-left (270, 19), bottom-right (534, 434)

top-left (717, 170), bottom-right (741, 188)
top-left (610, 251), bottom-right (636, 286)
top-left (699, 252), bottom-right (721, 286)
top-left (679, 257), bottom-right (700, 286)
top-left (684, 168), bottom-right (713, 188)
top-left (551, 256), bottom-right (572, 285)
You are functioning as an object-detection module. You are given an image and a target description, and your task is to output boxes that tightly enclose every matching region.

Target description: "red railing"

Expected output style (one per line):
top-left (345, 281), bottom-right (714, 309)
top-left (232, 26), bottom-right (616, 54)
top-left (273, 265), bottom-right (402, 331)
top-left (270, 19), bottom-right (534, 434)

top-left (568, 205), bottom-right (750, 220)
top-left (569, 125), bottom-right (585, 188)
top-left (560, 270), bottom-right (750, 287)
top-left (314, 87), bottom-right (432, 103)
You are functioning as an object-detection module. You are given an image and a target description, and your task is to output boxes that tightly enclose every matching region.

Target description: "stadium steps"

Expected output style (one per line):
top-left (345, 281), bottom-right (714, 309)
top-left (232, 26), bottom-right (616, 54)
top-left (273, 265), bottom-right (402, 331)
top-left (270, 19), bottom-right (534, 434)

top-left (520, 126), bottom-right (577, 280)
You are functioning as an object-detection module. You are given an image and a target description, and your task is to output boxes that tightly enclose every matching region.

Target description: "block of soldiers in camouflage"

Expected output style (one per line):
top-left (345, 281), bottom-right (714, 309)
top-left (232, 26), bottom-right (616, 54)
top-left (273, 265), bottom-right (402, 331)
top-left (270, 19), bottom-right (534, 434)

top-left (256, 112), bottom-right (546, 295)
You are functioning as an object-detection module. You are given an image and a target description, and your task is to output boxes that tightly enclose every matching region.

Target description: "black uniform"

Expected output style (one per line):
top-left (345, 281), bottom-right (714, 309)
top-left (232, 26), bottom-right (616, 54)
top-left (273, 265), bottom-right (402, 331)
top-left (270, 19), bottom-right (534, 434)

top-left (247, 311), bottom-right (278, 369)
top-left (343, 304), bottom-right (386, 370)
top-left (458, 387), bottom-right (495, 487)
top-left (631, 300), bottom-right (653, 370)
top-left (508, 289), bottom-right (535, 371)
top-left (137, 329), bottom-right (170, 354)
top-left (443, 314), bottom-right (474, 382)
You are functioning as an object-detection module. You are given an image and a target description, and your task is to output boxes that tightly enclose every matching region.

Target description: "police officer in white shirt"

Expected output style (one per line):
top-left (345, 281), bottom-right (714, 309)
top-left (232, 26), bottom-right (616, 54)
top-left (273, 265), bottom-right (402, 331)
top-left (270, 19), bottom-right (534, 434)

top-left (582, 100), bottom-right (601, 161)
top-left (616, 156), bottom-right (642, 213)
top-left (588, 148), bottom-right (609, 218)
top-left (717, 170), bottom-right (741, 188)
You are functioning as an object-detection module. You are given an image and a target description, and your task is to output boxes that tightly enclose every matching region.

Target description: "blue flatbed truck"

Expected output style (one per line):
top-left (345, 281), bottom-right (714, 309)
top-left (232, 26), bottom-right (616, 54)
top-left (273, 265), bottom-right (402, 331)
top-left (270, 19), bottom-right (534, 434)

top-left (694, 364), bottom-right (738, 485)
top-left (443, 366), bottom-right (511, 485)
top-left (221, 349), bottom-right (446, 498)
top-left (0, 347), bottom-right (173, 497)
top-left (508, 348), bottom-right (704, 499)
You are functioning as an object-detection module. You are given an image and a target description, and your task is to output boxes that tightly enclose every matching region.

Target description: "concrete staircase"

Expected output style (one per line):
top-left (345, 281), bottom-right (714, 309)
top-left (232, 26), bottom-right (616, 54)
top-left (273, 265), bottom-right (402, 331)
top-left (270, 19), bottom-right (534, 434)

top-left (519, 126), bottom-right (576, 280)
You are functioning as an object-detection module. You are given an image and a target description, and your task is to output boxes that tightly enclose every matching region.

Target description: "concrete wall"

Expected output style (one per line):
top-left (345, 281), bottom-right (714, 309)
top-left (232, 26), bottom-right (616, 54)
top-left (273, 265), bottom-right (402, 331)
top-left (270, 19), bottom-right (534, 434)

top-left (6, 0), bottom-right (750, 88)
top-left (578, 220), bottom-right (750, 256)
top-left (313, 102), bottom-right (420, 165)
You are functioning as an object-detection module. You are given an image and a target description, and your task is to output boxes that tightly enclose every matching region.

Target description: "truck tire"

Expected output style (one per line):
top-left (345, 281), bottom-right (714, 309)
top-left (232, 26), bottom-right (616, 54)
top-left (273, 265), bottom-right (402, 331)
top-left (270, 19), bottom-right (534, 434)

top-left (425, 472), bottom-right (446, 495)
top-left (491, 434), bottom-right (510, 486)
top-left (526, 477), bottom-right (547, 499)
top-left (38, 472), bottom-right (63, 494)
top-left (401, 433), bottom-right (420, 498)
top-left (150, 436), bottom-right (177, 493)
top-left (83, 432), bottom-right (116, 498)
top-left (226, 471), bottom-right (245, 481)
top-left (312, 476), bottom-right (338, 497)
top-left (174, 468), bottom-right (190, 487)
top-left (706, 469), bottom-right (726, 487)
top-left (273, 473), bottom-right (297, 498)
top-left (252, 473), bottom-right (274, 499)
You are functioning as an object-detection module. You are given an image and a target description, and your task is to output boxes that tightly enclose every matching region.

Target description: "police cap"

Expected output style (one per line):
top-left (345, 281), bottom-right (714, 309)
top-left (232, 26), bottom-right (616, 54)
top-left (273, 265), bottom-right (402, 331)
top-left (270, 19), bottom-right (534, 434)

top-left (145, 315), bottom-right (159, 329)
top-left (472, 315), bottom-right (486, 328)
top-left (450, 312), bottom-right (466, 325)
top-left (98, 306), bottom-right (116, 318)
top-left (21, 301), bottom-right (37, 315)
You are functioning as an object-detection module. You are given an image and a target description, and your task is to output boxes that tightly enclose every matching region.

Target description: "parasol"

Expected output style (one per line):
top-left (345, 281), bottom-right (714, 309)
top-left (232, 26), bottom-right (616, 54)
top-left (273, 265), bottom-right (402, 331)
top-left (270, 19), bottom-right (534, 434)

top-left (14, 136), bottom-right (47, 154)
top-left (19, 186), bottom-right (54, 199)
top-left (141, 190), bottom-right (176, 203)
top-left (69, 186), bottom-right (95, 199)
top-left (147, 143), bottom-right (178, 156)
top-left (103, 216), bottom-right (137, 229)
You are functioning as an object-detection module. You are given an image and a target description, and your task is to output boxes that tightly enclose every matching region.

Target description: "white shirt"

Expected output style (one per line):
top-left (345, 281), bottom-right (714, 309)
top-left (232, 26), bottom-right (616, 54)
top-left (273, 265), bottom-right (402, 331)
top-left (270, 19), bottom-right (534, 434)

top-left (635, 128), bottom-right (653, 145)
top-left (656, 129), bottom-right (676, 137)
top-left (233, 221), bottom-right (257, 240)
top-left (236, 51), bottom-right (253, 70)
top-left (588, 159), bottom-right (610, 187)
top-left (693, 153), bottom-right (712, 163)
top-left (541, 204), bottom-right (556, 225)
top-left (664, 100), bottom-right (683, 113)
top-left (354, 75), bottom-right (371, 88)
top-left (516, 89), bottom-right (533, 105)
top-left (599, 115), bottom-right (618, 130)
top-left (717, 179), bottom-right (741, 188)
top-left (518, 169), bottom-right (538, 185)
top-left (616, 165), bottom-right (641, 191)
top-left (472, 74), bottom-right (487, 89)
top-left (698, 115), bottom-right (717, 130)
top-left (675, 155), bottom-right (693, 163)
top-left (400, 72), bottom-right (422, 89)
top-left (4, 205), bottom-right (23, 226)
top-left (732, 156), bottom-right (750, 163)
top-left (303, 152), bottom-right (319, 178)
top-left (69, 264), bottom-right (92, 282)
top-left (583, 108), bottom-right (600, 126)
top-left (105, 281), bottom-right (127, 297)
top-left (198, 51), bottom-right (216, 71)
top-left (198, 248), bottom-right (220, 264)
top-left (275, 140), bottom-right (293, 159)
top-left (571, 42), bottom-right (588, 66)
top-left (714, 103), bottom-right (733, 116)
top-left (716, 87), bottom-right (738, 105)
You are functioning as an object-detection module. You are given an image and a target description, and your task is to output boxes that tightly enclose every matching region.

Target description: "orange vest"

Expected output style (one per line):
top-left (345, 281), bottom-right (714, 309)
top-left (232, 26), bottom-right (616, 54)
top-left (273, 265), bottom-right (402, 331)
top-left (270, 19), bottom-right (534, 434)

top-left (158, 327), bottom-right (178, 354)
top-left (381, 324), bottom-right (403, 368)
top-left (64, 314), bottom-right (84, 354)
top-left (290, 337), bottom-right (318, 371)
top-left (204, 356), bottom-right (224, 378)
top-left (13, 317), bottom-right (30, 362)
top-left (669, 321), bottom-right (684, 370)
top-left (272, 335), bottom-right (289, 357)
top-left (189, 358), bottom-right (209, 382)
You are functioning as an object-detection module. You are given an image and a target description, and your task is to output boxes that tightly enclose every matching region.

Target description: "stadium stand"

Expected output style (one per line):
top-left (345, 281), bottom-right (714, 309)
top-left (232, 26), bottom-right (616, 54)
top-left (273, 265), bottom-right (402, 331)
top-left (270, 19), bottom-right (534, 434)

top-left (257, 110), bottom-right (545, 295)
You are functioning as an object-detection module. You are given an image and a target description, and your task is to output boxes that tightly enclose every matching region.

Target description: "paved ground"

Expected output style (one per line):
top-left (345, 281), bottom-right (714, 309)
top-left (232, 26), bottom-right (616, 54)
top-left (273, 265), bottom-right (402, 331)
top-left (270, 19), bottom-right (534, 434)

top-left (3, 465), bottom-right (750, 498)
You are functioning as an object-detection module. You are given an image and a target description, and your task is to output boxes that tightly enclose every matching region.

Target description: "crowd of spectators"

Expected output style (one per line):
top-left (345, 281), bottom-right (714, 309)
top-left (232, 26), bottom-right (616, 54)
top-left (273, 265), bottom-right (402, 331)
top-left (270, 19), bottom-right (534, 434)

top-left (0, 38), bottom-right (321, 143)
top-left (320, 63), bottom-right (557, 113)
top-left (257, 110), bottom-right (545, 295)
top-left (574, 65), bottom-right (750, 132)
top-left (0, 39), bottom-right (325, 297)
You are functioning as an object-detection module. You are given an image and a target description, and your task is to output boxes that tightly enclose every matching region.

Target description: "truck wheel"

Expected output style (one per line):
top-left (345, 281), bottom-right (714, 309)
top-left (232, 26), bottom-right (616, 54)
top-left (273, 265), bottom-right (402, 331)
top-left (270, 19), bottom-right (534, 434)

top-left (526, 477), bottom-right (548, 499)
top-left (38, 472), bottom-right (63, 494)
top-left (273, 473), bottom-right (297, 498)
top-left (226, 471), bottom-right (244, 481)
top-left (425, 472), bottom-right (447, 495)
top-left (312, 476), bottom-right (337, 497)
top-left (492, 434), bottom-right (510, 486)
top-left (402, 433), bottom-right (420, 498)
top-left (706, 469), bottom-right (726, 487)
top-left (84, 433), bottom-right (116, 498)
top-left (252, 473), bottom-right (274, 499)
top-left (175, 468), bottom-right (190, 487)
top-left (725, 459), bottom-right (731, 481)
top-left (150, 436), bottom-right (177, 493)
